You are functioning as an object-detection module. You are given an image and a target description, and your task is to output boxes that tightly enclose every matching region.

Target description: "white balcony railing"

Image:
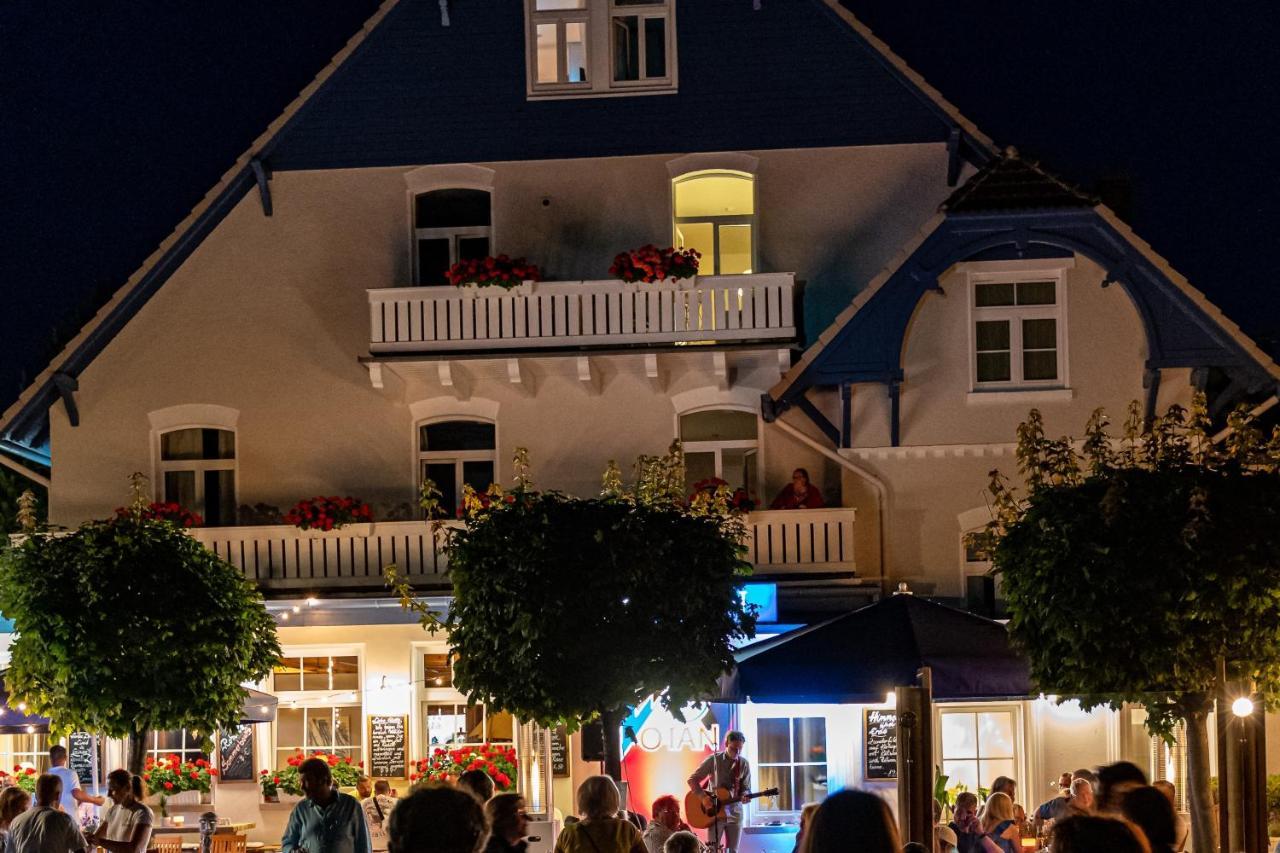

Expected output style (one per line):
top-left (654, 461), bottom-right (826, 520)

top-left (368, 273), bottom-right (796, 353)
top-left (191, 507), bottom-right (854, 593)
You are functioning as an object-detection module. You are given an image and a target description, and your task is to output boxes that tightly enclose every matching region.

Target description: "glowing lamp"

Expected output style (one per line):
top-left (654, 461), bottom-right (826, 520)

top-left (1232, 696), bottom-right (1254, 718)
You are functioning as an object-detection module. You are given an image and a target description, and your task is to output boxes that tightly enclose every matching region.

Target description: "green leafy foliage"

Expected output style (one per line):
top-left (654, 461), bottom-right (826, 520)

top-left (446, 490), bottom-right (755, 727)
top-left (0, 514), bottom-right (280, 759)
top-left (984, 397), bottom-right (1280, 853)
top-left (0, 470), bottom-right (45, 536)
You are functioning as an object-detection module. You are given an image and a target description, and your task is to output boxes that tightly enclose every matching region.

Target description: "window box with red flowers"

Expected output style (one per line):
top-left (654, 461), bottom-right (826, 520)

top-left (4, 766), bottom-right (38, 794)
top-left (113, 502), bottom-right (204, 527)
top-left (284, 496), bottom-right (374, 536)
top-left (260, 751), bottom-right (364, 804)
top-left (143, 754), bottom-right (218, 814)
top-left (447, 256), bottom-right (542, 290)
top-left (609, 245), bottom-right (700, 284)
top-left (409, 744), bottom-right (517, 792)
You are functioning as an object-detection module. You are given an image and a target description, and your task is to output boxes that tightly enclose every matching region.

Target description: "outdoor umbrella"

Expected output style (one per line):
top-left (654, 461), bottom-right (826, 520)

top-left (0, 683), bottom-right (49, 734)
top-left (718, 593), bottom-right (1031, 703)
top-left (240, 687), bottom-right (277, 723)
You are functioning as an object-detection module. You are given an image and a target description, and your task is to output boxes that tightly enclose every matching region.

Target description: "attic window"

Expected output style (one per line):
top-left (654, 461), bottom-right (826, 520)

top-left (526, 0), bottom-right (676, 99)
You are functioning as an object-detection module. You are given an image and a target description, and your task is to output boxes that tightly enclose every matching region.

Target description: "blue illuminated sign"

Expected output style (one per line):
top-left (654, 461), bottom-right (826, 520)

top-left (738, 583), bottom-right (778, 623)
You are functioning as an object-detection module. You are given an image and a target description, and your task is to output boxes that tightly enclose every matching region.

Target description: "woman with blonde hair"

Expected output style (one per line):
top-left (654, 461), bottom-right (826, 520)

top-left (979, 792), bottom-right (1019, 853)
top-left (554, 776), bottom-right (645, 853)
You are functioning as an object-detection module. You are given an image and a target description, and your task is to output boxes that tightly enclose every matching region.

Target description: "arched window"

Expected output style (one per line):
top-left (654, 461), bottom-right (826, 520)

top-left (419, 420), bottom-right (497, 516)
top-left (679, 408), bottom-right (758, 497)
top-left (672, 170), bottom-right (756, 276)
top-left (414, 189), bottom-right (492, 286)
top-left (157, 427), bottom-right (236, 526)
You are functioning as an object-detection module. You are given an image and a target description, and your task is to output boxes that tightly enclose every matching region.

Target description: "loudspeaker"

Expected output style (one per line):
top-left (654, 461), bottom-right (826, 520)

top-left (579, 721), bottom-right (605, 761)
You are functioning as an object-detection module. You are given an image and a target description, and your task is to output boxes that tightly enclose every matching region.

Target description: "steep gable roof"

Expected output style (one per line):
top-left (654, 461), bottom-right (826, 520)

top-left (0, 0), bottom-right (995, 467)
top-left (767, 154), bottom-right (1280, 427)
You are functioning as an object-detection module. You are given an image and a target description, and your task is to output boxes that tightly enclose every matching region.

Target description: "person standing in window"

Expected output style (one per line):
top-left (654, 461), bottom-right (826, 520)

top-left (282, 758), bottom-right (371, 853)
top-left (85, 771), bottom-right (151, 853)
top-left (769, 469), bottom-right (825, 510)
top-left (686, 732), bottom-right (750, 853)
top-left (48, 745), bottom-right (104, 817)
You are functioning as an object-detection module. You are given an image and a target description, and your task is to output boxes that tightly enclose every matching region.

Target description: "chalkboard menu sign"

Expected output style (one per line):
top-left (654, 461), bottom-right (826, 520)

top-left (68, 732), bottom-right (96, 786)
top-left (369, 716), bottom-right (407, 779)
top-left (549, 726), bottom-right (569, 778)
top-left (219, 725), bottom-right (255, 782)
top-left (863, 709), bottom-right (898, 780)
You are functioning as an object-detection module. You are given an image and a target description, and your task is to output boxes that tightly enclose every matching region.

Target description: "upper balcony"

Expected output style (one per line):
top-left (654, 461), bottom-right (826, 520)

top-left (367, 273), bottom-right (797, 355)
top-left (190, 506), bottom-right (855, 597)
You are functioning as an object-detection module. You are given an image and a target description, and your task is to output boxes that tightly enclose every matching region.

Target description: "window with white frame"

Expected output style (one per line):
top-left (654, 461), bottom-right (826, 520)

top-left (680, 409), bottom-right (759, 498)
top-left (145, 730), bottom-right (209, 766)
top-left (273, 654), bottom-right (363, 767)
top-left (673, 171), bottom-right (756, 275)
top-left (525, 0), bottom-right (675, 97)
top-left (970, 274), bottom-right (1065, 389)
top-left (753, 716), bottom-right (827, 815)
top-left (419, 420), bottom-right (497, 517)
top-left (419, 653), bottom-right (514, 751)
top-left (414, 189), bottom-right (492, 286)
top-left (938, 708), bottom-right (1017, 793)
top-left (157, 428), bottom-right (236, 526)
top-left (0, 733), bottom-right (49, 774)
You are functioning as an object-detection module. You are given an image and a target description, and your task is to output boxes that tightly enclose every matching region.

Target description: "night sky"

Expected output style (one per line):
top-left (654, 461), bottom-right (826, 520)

top-left (3, 0), bottom-right (1278, 418)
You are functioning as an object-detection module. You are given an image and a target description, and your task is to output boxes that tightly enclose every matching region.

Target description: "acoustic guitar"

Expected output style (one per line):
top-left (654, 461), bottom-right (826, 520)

top-left (684, 786), bottom-right (780, 829)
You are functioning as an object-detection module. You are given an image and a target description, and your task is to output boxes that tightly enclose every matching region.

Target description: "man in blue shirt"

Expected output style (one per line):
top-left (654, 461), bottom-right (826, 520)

top-left (282, 758), bottom-right (371, 853)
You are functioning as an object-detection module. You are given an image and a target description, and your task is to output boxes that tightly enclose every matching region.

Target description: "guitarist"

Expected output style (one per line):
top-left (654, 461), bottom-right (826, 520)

top-left (686, 731), bottom-right (750, 853)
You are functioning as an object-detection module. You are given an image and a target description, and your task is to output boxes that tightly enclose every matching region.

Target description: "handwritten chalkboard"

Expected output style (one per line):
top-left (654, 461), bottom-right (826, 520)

top-left (68, 732), bottom-right (96, 786)
top-left (549, 726), bottom-right (569, 778)
top-left (369, 716), bottom-right (407, 779)
top-left (219, 725), bottom-right (254, 782)
top-left (863, 709), bottom-right (898, 780)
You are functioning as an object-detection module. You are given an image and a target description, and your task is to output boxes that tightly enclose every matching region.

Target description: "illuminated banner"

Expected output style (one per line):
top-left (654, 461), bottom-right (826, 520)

top-left (619, 697), bottom-right (724, 819)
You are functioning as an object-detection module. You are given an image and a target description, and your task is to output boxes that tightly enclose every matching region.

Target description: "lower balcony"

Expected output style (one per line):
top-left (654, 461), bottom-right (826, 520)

top-left (190, 507), bottom-right (856, 595)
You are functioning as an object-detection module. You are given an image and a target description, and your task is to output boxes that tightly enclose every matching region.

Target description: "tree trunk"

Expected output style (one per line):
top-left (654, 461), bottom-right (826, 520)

top-left (1185, 704), bottom-right (1217, 853)
top-left (600, 707), bottom-right (624, 782)
top-left (127, 727), bottom-right (149, 776)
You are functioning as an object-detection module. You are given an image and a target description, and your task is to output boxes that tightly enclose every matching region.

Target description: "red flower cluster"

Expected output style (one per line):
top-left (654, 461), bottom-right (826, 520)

top-left (143, 753), bottom-right (216, 798)
top-left (114, 502), bottom-right (204, 527)
top-left (690, 477), bottom-right (755, 512)
top-left (10, 766), bottom-right (36, 776)
top-left (446, 255), bottom-right (542, 290)
top-left (284, 496), bottom-right (373, 531)
top-left (609, 245), bottom-right (700, 284)
top-left (410, 744), bottom-right (517, 791)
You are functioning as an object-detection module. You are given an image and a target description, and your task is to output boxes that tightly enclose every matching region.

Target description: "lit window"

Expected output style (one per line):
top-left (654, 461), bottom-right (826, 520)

top-left (414, 189), bottom-right (492, 286)
top-left (157, 427), bottom-right (235, 526)
top-left (938, 709), bottom-right (1017, 793)
top-left (673, 171), bottom-right (757, 275)
top-left (680, 409), bottom-right (758, 498)
top-left (970, 275), bottom-right (1065, 389)
top-left (0, 734), bottom-right (49, 775)
top-left (419, 420), bottom-right (497, 517)
top-left (146, 730), bottom-right (209, 767)
top-left (423, 703), bottom-right (514, 748)
top-left (273, 654), bottom-right (363, 767)
top-left (526, 0), bottom-right (675, 97)
top-left (753, 717), bottom-right (827, 815)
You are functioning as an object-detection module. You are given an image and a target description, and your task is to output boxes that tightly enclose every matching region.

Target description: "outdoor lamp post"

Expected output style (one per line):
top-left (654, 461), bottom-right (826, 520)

top-left (1217, 678), bottom-right (1267, 853)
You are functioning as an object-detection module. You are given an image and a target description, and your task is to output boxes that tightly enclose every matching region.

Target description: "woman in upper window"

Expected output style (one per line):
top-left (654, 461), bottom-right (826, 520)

top-left (770, 468), bottom-right (825, 510)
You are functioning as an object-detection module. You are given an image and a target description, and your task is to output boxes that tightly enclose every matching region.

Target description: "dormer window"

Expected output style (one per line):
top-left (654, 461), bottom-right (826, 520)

top-left (414, 189), bottom-right (492, 286)
top-left (673, 170), bottom-right (757, 275)
top-left (526, 0), bottom-right (676, 98)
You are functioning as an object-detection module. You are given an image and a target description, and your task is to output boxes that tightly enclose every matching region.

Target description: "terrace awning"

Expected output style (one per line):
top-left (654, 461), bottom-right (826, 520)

top-left (718, 593), bottom-right (1031, 704)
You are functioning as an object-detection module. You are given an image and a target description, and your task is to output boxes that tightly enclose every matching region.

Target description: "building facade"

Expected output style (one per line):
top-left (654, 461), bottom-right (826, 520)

top-left (3, 1), bottom-right (1277, 849)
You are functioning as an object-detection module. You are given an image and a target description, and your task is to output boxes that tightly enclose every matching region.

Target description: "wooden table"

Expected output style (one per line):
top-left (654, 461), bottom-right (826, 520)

top-left (151, 823), bottom-right (256, 835)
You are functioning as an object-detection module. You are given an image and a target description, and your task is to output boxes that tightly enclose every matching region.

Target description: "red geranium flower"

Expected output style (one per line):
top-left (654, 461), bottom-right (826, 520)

top-left (164, 782), bottom-right (174, 791)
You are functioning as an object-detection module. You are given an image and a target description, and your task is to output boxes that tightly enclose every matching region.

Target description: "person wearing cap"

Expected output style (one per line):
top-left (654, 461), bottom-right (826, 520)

top-left (935, 824), bottom-right (958, 853)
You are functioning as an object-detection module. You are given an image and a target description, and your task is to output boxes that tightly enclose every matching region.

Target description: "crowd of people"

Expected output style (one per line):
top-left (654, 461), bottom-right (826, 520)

top-left (0, 744), bottom-right (1200, 853)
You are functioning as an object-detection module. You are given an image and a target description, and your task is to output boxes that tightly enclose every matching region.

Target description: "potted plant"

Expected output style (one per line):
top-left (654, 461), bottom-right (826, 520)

top-left (609, 245), bottom-right (700, 284)
top-left (446, 255), bottom-right (542, 290)
top-left (410, 744), bottom-right (518, 792)
top-left (143, 754), bottom-right (218, 816)
top-left (9, 766), bottom-right (37, 794)
top-left (284, 496), bottom-right (374, 535)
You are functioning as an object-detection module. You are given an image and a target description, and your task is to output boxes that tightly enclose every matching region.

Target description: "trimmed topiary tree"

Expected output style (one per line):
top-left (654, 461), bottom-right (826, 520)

top-left (390, 445), bottom-right (757, 779)
top-left (0, 485), bottom-right (280, 773)
top-left (984, 399), bottom-right (1280, 853)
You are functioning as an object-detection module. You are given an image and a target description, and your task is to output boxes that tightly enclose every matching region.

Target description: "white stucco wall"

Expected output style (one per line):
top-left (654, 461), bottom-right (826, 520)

top-left (47, 143), bottom-right (948, 526)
